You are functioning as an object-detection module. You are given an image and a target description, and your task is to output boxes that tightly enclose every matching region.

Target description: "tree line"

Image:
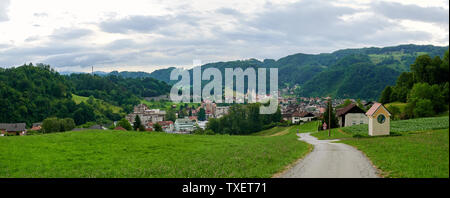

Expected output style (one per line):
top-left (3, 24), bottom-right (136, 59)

top-left (379, 50), bottom-right (449, 118)
top-left (206, 103), bottom-right (282, 135)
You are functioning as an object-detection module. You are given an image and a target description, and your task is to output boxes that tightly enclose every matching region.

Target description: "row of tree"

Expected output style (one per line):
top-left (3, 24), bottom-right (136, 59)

top-left (206, 103), bottom-right (282, 135)
top-left (41, 117), bottom-right (76, 133)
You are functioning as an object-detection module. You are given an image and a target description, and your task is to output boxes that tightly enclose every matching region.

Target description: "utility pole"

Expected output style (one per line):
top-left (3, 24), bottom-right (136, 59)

top-left (328, 97), bottom-right (331, 137)
top-left (91, 66), bottom-right (93, 75)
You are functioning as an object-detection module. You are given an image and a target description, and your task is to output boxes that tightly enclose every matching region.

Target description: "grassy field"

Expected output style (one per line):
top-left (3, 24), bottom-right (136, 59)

top-left (340, 129), bottom-right (449, 178)
top-left (72, 94), bottom-right (123, 114)
top-left (0, 129), bottom-right (310, 178)
top-left (251, 120), bottom-right (320, 136)
top-left (289, 120), bottom-right (320, 133)
top-left (312, 116), bottom-right (449, 140)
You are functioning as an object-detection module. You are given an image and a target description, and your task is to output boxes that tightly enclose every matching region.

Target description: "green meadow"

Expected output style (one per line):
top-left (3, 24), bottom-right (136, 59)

top-left (340, 129), bottom-right (449, 178)
top-left (0, 129), bottom-right (310, 178)
top-left (311, 116), bottom-right (449, 178)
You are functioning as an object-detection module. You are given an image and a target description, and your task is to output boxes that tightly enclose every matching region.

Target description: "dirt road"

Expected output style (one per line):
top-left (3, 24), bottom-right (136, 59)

top-left (279, 133), bottom-right (380, 178)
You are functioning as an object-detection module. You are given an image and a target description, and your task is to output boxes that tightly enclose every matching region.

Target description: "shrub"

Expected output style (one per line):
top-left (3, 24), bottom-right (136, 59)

top-left (413, 99), bottom-right (435, 118)
top-left (26, 130), bottom-right (43, 136)
top-left (117, 118), bottom-right (132, 131)
top-left (205, 129), bottom-right (215, 135)
top-left (153, 123), bottom-right (162, 132)
top-left (42, 117), bottom-right (76, 133)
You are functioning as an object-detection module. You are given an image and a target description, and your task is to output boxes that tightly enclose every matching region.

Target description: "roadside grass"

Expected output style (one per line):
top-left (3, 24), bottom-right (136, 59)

top-left (312, 116), bottom-right (449, 140)
top-left (289, 121), bottom-right (320, 133)
top-left (72, 94), bottom-right (123, 114)
top-left (312, 128), bottom-right (353, 140)
top-left (339, 129), bottom-right (449, 178)
top-left (0, 129), bottom-right (309, 178)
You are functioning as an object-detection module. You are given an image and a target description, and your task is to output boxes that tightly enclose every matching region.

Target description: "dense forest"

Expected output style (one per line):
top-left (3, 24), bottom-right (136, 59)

top-left (68, 73), bottom-right (170, 112)
top-left (296, 54), bottom-right (401, 100)
top-left (379, 50), bottom-right (449, 119)
top-left (0, 63), bottom-right (171, 126)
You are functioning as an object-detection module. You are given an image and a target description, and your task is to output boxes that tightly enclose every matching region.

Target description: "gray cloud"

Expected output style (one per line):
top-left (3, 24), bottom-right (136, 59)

top-left (33, 12), bottom-right (48, 18)
top-left (372, 1), bottom-right (449, 25)
top-left (99, 15), bottom-right (170, 33)
top-left (50, 28), bottom-right (93, 40)
top-left (0, 0), bottom-right (10, 22)
top-left (216, 8), bottom-right (242, 16)
top-left (0, 0), bottom-right (447, 71)
top-left (42, 52), bottom-right (114, 67)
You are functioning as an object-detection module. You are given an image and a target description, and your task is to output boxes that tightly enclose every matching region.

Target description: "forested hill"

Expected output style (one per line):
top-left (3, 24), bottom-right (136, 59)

top-left (141, 44), bottom-right (448, 100)
top-left (0, 64), bottom-right (170, 126)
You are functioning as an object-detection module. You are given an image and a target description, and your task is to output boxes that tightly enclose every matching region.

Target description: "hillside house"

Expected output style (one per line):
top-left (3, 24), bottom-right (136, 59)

top-left (292, 112), bottom-right (315, 124)
top-left (0, 123), bottom-right (27, 136)
top-left (336, 104), bottom-right (368, 127)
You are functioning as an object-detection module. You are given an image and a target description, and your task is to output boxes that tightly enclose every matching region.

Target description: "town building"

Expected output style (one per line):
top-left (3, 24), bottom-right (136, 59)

top-left (197, 121), bottom-right (208, 130)
top-left (174, 118), bottom-right (196, 133)
top-left (215, 106), bottom-right (229, 118)
top-left (126, 104), bottom-right (166, 126)
top-left (147, 121), bottom-right (174, 133)
top-left (291, 112), bottom-right (316, 124)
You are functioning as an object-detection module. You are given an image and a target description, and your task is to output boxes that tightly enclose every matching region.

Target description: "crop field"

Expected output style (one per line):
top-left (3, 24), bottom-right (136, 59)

top-left (312, 116), bottom-right (449, 140)
top-left (340, 129), bottom-right (449, 178)
top-left (0, 129), bottom-right (310, 178)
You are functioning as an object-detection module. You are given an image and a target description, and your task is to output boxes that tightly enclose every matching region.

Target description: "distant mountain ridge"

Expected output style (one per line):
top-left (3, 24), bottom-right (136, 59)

top-left (66, 44), bottom-right (448, 100)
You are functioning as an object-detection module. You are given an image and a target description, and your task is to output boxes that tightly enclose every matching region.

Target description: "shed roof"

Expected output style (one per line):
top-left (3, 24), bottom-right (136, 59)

top-left (114, 126), bottom-right (127, 131)
top-left (0, 123), bottom-right (26, 132)
top-left (336, 104), bottom-right (365, 117)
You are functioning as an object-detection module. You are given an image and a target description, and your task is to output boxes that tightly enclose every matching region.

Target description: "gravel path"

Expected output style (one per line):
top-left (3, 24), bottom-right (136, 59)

top-left (279, 133), bottom-right (380, 178)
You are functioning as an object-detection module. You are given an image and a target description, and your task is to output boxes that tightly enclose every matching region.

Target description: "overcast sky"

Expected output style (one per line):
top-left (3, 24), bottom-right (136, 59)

top-left (0, 0), bottom-right (448, 73)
